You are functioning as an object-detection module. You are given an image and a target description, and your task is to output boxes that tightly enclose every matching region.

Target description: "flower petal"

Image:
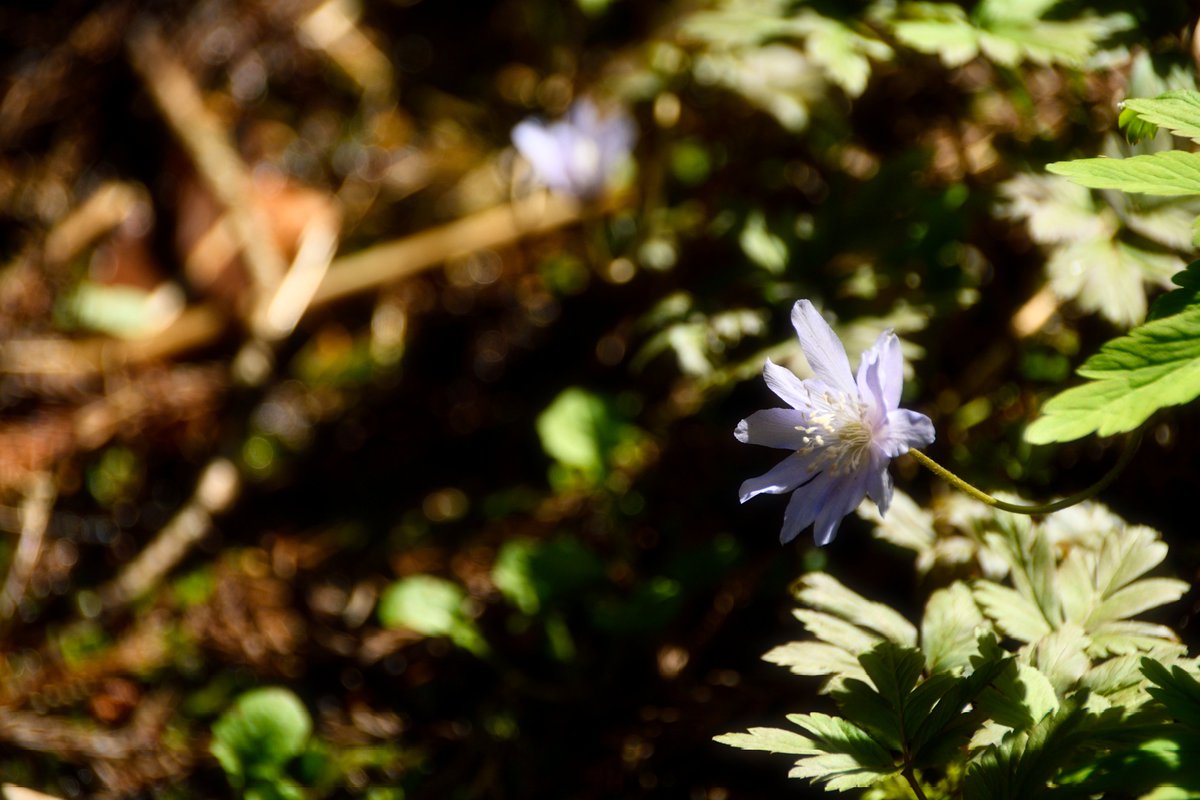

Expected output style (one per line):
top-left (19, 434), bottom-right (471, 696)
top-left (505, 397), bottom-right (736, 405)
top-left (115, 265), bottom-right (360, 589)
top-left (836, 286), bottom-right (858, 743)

top-left (735, 408), bottom-right (807, 449)
top-left (779, 471), bottom-right (833, 543)
top-left (512, 120), bottom-right (570, 192)
top-left (882, 408), bottom-right (936, 457)
top-left (865, 460), bottom-right (893, 516)
top-left (763, 358), bottom-right (811, 409)
top-left (856, 330), bottom-right (903, 413)
top-left (739, 452), bottom-right (818, 503)
top-left (812, 473), bottom-right (868, 546)
top-left (791, 300), bottom-right (855, 395)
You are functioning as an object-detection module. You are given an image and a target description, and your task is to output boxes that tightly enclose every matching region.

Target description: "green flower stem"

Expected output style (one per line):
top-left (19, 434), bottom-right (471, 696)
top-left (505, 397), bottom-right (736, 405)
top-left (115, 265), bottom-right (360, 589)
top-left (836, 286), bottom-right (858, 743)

top-left (907, 431), bottom-right (1141, 516)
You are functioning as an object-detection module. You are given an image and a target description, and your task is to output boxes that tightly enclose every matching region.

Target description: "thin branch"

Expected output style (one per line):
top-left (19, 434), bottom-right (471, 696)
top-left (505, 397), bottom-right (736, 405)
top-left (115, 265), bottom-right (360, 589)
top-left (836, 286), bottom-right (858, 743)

top-left (0, 191), bottom-right (621, 376)
top-left (0, 474), bottom-right (56, 620)
top-left (125, 27), bottom-right (286, 310)
top-left (99, 458), bottom-right (239, 610)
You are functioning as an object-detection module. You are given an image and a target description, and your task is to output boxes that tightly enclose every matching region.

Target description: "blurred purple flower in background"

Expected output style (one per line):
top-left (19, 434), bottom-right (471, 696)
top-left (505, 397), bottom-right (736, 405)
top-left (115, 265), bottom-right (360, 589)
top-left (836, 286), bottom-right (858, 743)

top-left (511, 98), bottom-right (635, 200)
top-left (736, 300), bottom-right (935, 546)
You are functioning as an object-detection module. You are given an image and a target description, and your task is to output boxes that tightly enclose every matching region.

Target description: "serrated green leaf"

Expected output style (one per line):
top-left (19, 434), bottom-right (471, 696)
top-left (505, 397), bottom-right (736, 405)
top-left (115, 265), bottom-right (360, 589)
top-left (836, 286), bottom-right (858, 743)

top-left (975, 662), bottom-right (1059, 731)
top-left (1048, 152), bottom-right (1200, 197)
top-left (1088, 620), bottom-right (1183, 658)
top-left (1047, 238), bottom-right (1181, 327)
top-left (973, 582), bottom-right (1052, 643)
top-left (1119, 106), bottom-right (1160, 144)
top-left (1033, 624), bottom-right (1091, 693)
top-left (795, 573), bottom-right (918, 647)
top-left (964, 701), bottom-right (1096, 800)
top-left (763, 641), bottom-right (867, 684)
top-left (1024, 305), bottom-right (1200, 443)
top-left (715, 727), bottom-right (816, 754)
top-left (1148, 261), bottom-right (1200, 321)
top-left (787, 712), bottom-right (897, 774)
top-left (892, 19), bottom-right (980, 67)
top-left (1087, 578), bottom-right (1188, 628)
top-left (921, 582), bottom-right (985, 673)
top-left (1143, 659), bottom-right (1200, 732)
top-left (793, 609), bottom-right (883, 654)
top-left (1122, 91), bottom-right (1200, 145)
top-left (796, 10), bottom-right (892, 96)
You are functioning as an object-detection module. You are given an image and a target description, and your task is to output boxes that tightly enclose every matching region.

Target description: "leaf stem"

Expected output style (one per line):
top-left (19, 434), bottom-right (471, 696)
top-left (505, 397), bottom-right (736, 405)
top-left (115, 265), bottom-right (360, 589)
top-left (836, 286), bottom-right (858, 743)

top-left (902, 765), bottom-right (929, 800)
top-left (907, 431), bottom-right (1141, 515)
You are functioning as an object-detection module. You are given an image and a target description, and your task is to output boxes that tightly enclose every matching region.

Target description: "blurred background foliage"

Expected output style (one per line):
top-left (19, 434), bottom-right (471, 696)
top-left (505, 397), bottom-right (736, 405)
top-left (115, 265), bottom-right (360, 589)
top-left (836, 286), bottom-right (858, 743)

top-left (1, 0), bottom-right (1199, 797)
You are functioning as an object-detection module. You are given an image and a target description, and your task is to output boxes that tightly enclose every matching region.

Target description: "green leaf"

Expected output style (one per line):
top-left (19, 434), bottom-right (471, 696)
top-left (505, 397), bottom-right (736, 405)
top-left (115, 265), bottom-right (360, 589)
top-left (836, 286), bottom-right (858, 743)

top-left (794, 573), bottom-right (918, 647)
top-left (1149, 261), bottom-right (1200, 321)
top-left (973, 582), bottom-right (1052, 643)
top-left (1087, 578), bottom-right (1188, 629)
top-left (211, 688), bottom-right (312, 784)
top-left (833, 643), bottom-right (925, 751)
top-left (492, 536), bottom-right (606, 614)
top-left (1045, 238), bottom-right (1180, 328)
top-left (975, 661), bottom-right (1059, 732)
top-left (1121, 91), bottom-right (1200, 145)
top-left (1088, 620), bottom-right (1183, 658)
top-left (1032, 624), bottom-right (1090, 694)
top-left (1048, 151), bottom-right (1200, 197)
top-left (1024, 304), bottom-right (1200, 442)
top-left (715, 727), bottom-right (815, 755)
top-left (1143, 659), bottom-right (1200, 732)
top-left (536, 387), bottom-right (629, 483)
top-left (921, 582), bottom-right (985, 674)
top-left (785, 712), bottom-right (898, 789)
top-left (892, 18), bottom-right (980, 68)
top-left (378, 575), bottom-right (487, 655)
top-left (963, 701), bottom-right (1097, 800)
top-left (739, 211), bottom-right (788, 274)
top-left (793, 609), bottom-right (883, 655)
top-left (763, 641), bottom-right (867, 685)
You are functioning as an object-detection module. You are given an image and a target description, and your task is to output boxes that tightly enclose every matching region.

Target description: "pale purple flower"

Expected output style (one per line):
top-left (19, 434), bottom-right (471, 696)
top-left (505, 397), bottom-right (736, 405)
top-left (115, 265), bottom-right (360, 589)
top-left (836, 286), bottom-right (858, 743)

top-left (511, 98), bottom-right (635, 200)
top-left (736, 300), bottom-right (935, 546)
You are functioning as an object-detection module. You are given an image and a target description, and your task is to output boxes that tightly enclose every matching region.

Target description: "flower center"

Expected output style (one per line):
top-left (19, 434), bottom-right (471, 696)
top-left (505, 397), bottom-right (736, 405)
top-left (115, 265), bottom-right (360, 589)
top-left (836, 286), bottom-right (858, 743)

top-left (796, 392), bottom-right (875, 476)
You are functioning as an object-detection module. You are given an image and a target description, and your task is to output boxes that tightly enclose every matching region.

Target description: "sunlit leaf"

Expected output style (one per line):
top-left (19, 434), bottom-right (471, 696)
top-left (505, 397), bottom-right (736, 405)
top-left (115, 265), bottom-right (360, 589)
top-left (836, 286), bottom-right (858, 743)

top-left (785, 712), bottom-right (898, 789)
top-left (975, 657), bottom-right (1059, 732)
top-left (714, 727), bottom-right (815, 754)
top-left (1048, 152), bottom-right (1200, 197)
top-left (211, 688), bottom-right (312, 785)
top-left (1032, 624), bottom-right (1091, 693)
top-left (973, 582), bottom-right (1052, 643)
top-left (764, 641), bottom-right (867, 686)
top-left (921, 582), bottom-right (985, 674)
top-left (378, 575), bottom-right (487, 655)
top-left (740, 211), bottom-right (788, 274)
top-left (793, 609), bottom-right (883, 655)
top-left (1122, 91), bottom-right (1200, 145)
top-left (1024, 305), bottom-right (1200, 442)
top-left (794, 573), bottom-right (918, 647)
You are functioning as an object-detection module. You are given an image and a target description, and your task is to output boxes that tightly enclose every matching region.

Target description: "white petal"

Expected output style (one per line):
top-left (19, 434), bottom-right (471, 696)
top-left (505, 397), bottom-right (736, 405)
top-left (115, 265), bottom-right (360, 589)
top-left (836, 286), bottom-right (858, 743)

top-left (791, 300), bottom-right (856, 395)
top-left (883, 409), bottom-right (935, 457)
top-left (856, 330), bottom-right (903, 413)
top-left (865, 461), bottom-right (894, 516)
top-left (811, 473), bottom-right (868, 546)
top-left (512, 120), bottom-right (570, 192)
top-left (739, 452), bottom-right (818, 503)
top-left (779, 471), bottom-right (833, 543)
top-left (735, 408), bottom-right (808, 449)
top-left (763, 358), bottom-right (810, 410)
